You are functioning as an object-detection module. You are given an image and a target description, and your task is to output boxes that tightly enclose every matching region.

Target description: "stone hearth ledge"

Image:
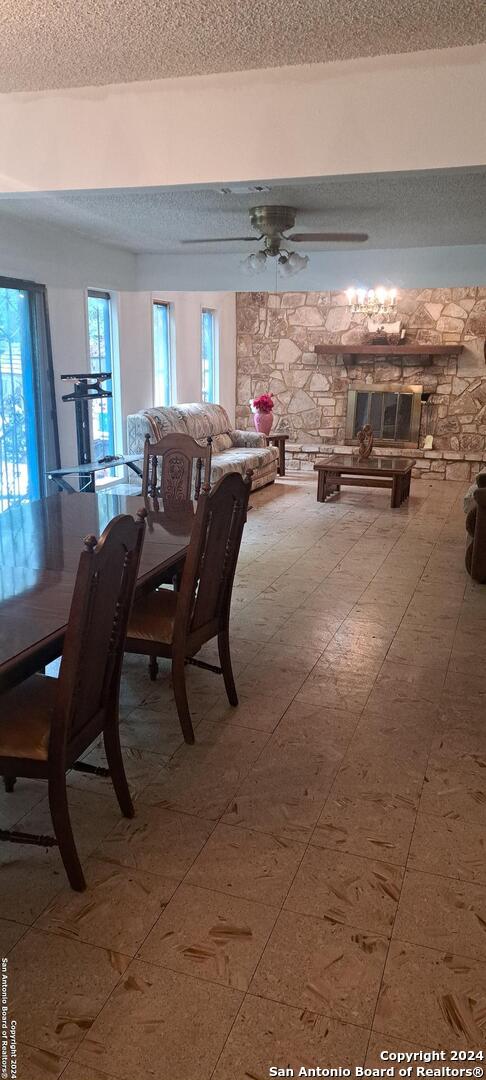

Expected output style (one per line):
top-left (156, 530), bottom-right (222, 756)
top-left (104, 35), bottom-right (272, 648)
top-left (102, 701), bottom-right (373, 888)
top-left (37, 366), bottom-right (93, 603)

top-left (284, 443), bottom-right (485, 481)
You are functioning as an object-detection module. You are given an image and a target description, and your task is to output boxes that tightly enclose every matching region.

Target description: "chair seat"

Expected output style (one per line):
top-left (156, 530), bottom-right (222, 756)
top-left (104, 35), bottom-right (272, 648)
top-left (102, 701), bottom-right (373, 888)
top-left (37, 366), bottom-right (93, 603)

top-left (127, 588), bottom-right (178, 645)
top-left (0, 674), bottom-right (57, 760)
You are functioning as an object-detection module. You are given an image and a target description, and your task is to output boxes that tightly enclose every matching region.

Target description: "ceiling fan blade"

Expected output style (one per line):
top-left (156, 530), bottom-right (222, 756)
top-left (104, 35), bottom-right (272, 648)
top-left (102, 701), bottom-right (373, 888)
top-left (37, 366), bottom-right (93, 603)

top-left (181, 236), bottom-right (258, 244)
top-left (288, 232), bottom-right (369, 243)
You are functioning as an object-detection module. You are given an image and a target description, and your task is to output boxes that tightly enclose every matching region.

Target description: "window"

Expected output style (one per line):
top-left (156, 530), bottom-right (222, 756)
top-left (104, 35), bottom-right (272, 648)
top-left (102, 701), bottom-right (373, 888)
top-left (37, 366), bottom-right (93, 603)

top-left (87, 291), bottom-right (116, 461)
top-left (201, 308), bottom-right (217, 403)
top-left (153, 302), bottom-right (172, 406)
top-left (0, 277), bottom-right (59, 512)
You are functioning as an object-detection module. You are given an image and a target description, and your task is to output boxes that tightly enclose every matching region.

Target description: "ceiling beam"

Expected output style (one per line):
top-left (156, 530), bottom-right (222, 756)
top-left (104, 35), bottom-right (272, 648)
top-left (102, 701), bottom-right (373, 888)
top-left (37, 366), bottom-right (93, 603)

top-left (0, 45), bottom-right (484, 195)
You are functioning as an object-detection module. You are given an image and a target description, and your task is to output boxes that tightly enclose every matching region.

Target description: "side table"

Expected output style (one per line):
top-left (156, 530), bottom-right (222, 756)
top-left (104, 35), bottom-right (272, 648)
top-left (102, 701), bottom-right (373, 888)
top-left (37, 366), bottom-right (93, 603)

top-left (264, 433), bottom-right (288, 477)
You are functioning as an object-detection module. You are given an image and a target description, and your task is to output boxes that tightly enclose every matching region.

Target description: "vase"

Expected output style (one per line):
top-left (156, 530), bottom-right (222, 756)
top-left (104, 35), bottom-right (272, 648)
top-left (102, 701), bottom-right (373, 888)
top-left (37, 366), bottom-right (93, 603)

top-left (254, 410), bottom-right (273, 436)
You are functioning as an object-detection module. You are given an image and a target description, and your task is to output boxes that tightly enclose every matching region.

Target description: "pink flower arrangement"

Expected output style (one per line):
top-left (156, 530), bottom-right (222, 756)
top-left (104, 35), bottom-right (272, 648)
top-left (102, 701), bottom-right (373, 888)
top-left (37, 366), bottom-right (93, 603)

top-left (250, 393), bottom-right (274, 414)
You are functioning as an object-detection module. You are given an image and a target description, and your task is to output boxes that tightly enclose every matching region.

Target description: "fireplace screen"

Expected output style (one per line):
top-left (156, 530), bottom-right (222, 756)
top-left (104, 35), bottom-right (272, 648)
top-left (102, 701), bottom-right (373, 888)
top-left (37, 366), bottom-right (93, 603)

top-left (346, 384), bottom-right (423, 448)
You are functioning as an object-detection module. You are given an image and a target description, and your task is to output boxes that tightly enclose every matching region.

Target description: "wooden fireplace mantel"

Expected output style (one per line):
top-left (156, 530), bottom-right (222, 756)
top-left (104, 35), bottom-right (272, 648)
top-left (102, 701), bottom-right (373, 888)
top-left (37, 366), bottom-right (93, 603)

top-left (314, 343), bottom-right (463, 366)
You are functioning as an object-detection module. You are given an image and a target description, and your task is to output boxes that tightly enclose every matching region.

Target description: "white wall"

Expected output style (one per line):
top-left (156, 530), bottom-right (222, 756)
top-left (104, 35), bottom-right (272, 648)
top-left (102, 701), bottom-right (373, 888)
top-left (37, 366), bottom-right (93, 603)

top-left (0, 217), bottom-right (136, 466)
top-left (136, 244), bottom-right (486, 292)
top-left (0, 46), bottom-right (484, 193)
top-left (110, 289), bottom-right (236, 434)
top-left (0, 218), bottom-right (237, 464)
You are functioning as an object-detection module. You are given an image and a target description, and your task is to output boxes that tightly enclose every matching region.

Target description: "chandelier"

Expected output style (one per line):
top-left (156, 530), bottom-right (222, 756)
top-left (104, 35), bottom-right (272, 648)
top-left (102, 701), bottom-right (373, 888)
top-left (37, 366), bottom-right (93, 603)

top-left (243, 241), bottom-right (309, 278)
top-left (346, 287), bottom-right (397, 318)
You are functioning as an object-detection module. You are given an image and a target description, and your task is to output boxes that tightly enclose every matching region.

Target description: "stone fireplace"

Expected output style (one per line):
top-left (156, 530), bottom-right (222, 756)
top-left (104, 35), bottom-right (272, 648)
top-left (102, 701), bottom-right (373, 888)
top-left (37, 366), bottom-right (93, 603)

top-left (236, 288), bottom-right (486, 481)
top-left (345, 384), bottom-right (423, 448)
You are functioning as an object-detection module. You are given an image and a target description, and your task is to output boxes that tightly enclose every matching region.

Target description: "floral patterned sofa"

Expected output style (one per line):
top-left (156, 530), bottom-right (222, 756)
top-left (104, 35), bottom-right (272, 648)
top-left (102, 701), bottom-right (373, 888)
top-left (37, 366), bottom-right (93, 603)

top-left (126, 402), bottom-right (279, 491)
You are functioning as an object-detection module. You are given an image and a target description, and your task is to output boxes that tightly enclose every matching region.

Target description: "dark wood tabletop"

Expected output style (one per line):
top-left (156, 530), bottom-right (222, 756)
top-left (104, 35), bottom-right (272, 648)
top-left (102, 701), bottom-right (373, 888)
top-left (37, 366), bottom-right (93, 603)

top-left (0, 492), bottom-right (194, 692)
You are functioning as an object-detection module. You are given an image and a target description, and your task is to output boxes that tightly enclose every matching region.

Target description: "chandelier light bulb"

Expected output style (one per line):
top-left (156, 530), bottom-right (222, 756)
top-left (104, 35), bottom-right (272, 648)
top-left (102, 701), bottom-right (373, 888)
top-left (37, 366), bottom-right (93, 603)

top-left (346, 285), bottom-right (398, 317)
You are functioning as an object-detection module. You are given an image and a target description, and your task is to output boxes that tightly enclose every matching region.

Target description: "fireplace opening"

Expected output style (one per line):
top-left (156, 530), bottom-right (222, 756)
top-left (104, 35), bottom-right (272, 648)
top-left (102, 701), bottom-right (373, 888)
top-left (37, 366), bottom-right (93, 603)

top-left (345, 384), bottom-right (423, 448)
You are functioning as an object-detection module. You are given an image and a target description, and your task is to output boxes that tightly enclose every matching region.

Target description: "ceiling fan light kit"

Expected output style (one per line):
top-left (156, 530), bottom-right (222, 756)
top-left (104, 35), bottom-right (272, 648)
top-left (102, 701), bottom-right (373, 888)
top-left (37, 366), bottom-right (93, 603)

top-left (183, 204), bottom-right (368, 279)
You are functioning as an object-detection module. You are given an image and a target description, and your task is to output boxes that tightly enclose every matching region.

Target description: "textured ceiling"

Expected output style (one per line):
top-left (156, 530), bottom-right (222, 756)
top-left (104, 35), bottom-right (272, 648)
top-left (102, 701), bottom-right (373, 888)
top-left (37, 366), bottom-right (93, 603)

top-left (0, 170), bottom-right (485, 254)
top-left (0, 0), bottom-right (485, 92)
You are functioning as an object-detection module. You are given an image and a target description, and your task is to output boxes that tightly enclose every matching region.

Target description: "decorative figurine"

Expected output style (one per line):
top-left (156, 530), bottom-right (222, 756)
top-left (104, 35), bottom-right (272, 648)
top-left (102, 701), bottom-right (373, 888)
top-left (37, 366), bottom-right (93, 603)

top-left (356, 424), bottom-right (374, 459)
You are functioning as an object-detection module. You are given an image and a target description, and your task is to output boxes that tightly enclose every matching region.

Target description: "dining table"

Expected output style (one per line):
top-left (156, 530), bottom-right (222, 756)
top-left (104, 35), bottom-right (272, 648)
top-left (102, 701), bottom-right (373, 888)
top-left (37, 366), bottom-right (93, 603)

top-left (0, 491), bottom-right (194, 693)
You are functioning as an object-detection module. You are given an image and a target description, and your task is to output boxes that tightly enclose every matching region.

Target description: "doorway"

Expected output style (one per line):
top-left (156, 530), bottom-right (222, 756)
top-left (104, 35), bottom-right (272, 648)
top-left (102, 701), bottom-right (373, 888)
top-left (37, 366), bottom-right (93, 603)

top-left (0, 278), bottom-right (59, 512)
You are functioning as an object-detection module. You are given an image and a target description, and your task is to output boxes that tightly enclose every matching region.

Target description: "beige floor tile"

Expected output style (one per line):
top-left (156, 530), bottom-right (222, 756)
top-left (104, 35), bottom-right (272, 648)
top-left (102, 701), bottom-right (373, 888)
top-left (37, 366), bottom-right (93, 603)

top-left (138, 722), bottom-right (268, 819)
top-left (0, 843), bottom-right (67, 924)
top-left (138, 882), bottom-right (277, 990)
top-left (394, 869), bottom-right (486, 961)
top-left (0, 776), bottom-right (46, 828)
top-left (275, 699), bottom-right (360, 749)
top-left (408, 813), bottom-right (486, 885)
top-left (285, 847), bottom-right (403, 937)
top-left (185, 823), bottom-right (305, 906)
top-left (296, 669), bottom-right (376, 713)
top-left (365, 1033), bottom-right (434, 1066)
top-left (314, 790), bottom-right (417, 866)
top-left (0, 917), bottom-right (27, 953)
top-left (222, 784), bottom-right (327, 844)
top-left (13, 787), bottom-right (122, 860)
top-left (118, 704), bottom-right (188, 759)
top-left (221, 732), bottom-right (339, 842)
top-left (271, 614), bottom-right (338, 650)
top-left (365, 660), bottom-right (444, 725)
top-left (68, 740), bottom-right (167, 801)
top-left (212, 994), bottom-right (369, 1080)
top-left (387, 627), bottom-right (453, 670)
top-left (74, 959), bottom-right (242, 1080)
top-left (374, 939), bottom-right (486, 1049)
top-left (14, 1043), bottom-right (69, 1080)
top-left (205, 690), bottom-right (292, 732)
top-left (420, 739), bottom-right (486, 826)
top-left (250, 908), bottom-right (387, 1026)
top-left (35, 856), bottom-right (175, 955)
top-left (61, 1065), bottom-right (116, 1080)
top-left (97, 804), bottom-right (214, 879)
top-left (8, 929), bottom-right (128, 1056)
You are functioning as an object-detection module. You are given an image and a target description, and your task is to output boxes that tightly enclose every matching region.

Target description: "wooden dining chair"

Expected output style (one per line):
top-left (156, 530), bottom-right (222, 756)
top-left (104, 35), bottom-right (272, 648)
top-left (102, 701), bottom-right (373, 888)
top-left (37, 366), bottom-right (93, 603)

top-left (125, 470), bottom-right (252, 745)
top-left (142, 431), bottom-right (213, 504)
top-left (0, 511), bottom-right (146, 892)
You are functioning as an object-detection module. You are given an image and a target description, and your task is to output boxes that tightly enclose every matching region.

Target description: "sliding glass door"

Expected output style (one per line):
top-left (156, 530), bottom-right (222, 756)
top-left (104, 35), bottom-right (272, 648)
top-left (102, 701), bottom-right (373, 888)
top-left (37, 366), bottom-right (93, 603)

top-left (0, 278), bottom-right (59, 513)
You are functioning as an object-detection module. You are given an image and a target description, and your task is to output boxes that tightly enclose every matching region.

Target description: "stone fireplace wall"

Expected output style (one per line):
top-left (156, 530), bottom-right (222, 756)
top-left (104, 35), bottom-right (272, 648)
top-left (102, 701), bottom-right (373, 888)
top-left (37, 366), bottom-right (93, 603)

top-left (235, 288), bottom-right (486, 480)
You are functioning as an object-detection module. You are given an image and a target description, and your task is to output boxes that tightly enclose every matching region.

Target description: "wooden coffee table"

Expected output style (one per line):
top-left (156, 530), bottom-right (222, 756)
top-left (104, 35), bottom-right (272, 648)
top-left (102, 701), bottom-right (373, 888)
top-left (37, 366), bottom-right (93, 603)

top-left (264, 433), bottom-right (288, 476)
top-left (314, 454), bottom-right (416, 509)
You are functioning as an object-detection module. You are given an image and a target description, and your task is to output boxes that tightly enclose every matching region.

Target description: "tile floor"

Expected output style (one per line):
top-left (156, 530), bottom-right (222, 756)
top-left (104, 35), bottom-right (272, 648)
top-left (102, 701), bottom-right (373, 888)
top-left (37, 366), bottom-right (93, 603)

top-left (2, 474), bottom-right (486, 1078)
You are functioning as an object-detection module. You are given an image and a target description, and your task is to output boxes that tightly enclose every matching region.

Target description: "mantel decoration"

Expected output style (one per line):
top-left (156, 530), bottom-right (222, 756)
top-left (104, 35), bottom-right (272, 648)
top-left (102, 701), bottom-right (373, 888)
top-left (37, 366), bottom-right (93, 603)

top-left (356, 424), bottom-right (374, 459)
top-left (250, 393), bottom-right (274, 435)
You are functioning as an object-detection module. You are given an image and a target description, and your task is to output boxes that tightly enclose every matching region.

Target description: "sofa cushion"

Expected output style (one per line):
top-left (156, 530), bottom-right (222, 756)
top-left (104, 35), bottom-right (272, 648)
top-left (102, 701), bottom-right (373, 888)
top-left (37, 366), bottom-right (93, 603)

top-left (180, 403), bottom-right (232, 441)
top-left (213, 433), bottom-right (233, 452)
top-left (211, 445), bottom-right (278, 484)
top-left (143, 407), bottom-right (186, 438)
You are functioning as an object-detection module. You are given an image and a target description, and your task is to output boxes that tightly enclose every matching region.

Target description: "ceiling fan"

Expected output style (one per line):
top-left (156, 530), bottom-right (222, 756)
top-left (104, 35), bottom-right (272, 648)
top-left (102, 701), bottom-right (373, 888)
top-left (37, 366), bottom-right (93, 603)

top-left (181, 205), bottom-right (369, 276)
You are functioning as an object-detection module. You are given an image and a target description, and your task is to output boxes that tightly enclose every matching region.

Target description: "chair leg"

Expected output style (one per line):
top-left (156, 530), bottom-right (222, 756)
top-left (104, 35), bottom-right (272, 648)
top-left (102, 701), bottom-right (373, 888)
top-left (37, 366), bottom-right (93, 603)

top-left (104, 724), bottom-right (134, 819)
top-left (148, 655), bottom-right (159, 681)
top-left (218, 627), bottom-right (238, 707)
top-left (48, 773), bottom-right (86, 892)
top-left (172, 654), bottom-right (195, 745)
top-left (3, 776), bottom-right (16, 793)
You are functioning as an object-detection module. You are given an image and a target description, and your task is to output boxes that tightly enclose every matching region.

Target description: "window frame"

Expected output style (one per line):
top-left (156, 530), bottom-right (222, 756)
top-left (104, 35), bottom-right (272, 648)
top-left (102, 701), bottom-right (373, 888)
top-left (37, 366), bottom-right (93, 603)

top-left (200, 307), bottom-right (218, 404)
top-left (85, 288), bottom-right (120, 468)
top-left (152, 299), bottom-right (175, 407)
